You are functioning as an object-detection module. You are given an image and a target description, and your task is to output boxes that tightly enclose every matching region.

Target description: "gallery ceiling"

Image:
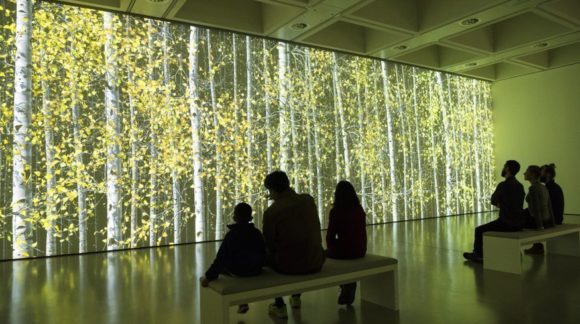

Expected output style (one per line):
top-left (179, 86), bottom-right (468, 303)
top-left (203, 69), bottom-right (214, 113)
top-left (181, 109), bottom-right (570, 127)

top-left (48, 0), bottom-right (580, 81)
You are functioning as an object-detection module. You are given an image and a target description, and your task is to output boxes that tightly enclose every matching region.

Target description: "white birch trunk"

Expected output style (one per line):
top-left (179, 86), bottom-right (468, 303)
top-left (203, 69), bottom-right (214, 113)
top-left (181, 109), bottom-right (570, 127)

top-left (472, 80), bottom-right (482, 212)
top-left (305, 49), bottom-right (323, 221)
top-left (103, 12), bottom-right (122, 250)
top-left (42, 51), bottom-right (56, 256)
top-left (245, 36), bottom-right (253, 203)
top-left (436, 72), bottom-right (453, 215)
top-left (395, 66), bottom-right (409, 219)
top-left (127, 67), bottom-right (138, 248)
top-left (380, 61), bottom-right (398, 221)
top-left (263, 40), bottom-right (273, 173)
top-left (188, 26), bottom-right (205, 241)
top-left (332, 53), bottom-right (351, 179)
top-left (161, 22), bottom-right (181, 244)
top-left (287, 48), bottom-right (299, 191)
top-left (12, 0), bottom-right (33, 259)
top-left (70, 38), bottom-right (88, 253)
top-left (232, 35), bottom-right (240, 202)
top-left (277, 42), bottom-right (289, 171)
top-left (357, 81), bottom-right (367, 211)
top-left (207, 30), bottom-right (223, 240)
top-left (428, 80), bottom-right (440, 217)
top-left (304, 53), bottom-right (314, 196)
top-left (411, 68), bottom-right (425, 218)
top-left (148, 20), bottom-right (159, 246)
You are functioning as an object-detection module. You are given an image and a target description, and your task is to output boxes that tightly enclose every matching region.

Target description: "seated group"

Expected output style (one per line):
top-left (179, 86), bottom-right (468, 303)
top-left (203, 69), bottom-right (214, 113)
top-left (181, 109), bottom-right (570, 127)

top-left (200, 171), bottom-right (367, 319)
top-left (199, 162), bottom-right (565, 318)
top-left (463, 160), bottom-right (565, 262)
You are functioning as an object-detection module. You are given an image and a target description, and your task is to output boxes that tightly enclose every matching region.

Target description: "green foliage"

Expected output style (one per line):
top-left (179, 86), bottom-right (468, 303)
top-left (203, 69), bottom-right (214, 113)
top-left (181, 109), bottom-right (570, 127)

top-left (0, 2), bottom-right (494, 259)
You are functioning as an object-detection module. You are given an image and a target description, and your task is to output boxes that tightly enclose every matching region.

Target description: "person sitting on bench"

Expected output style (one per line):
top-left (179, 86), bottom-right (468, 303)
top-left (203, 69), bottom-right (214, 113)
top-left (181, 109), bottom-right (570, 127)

top-left (262, 171), bottom-right (325, 319)
top-left (463, 160), bottom-right (525, 262)
top-left (523, 165), bottom-right (555, 254)
top-left (326, 180), bottom-right (367, 306)
top-left (200, 202), bottom-right (266, 314)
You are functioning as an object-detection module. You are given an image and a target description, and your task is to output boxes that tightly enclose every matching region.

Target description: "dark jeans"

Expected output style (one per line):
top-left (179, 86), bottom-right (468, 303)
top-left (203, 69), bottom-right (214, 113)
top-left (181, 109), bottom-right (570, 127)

top-left (473, 219), bottom-right (520, 256)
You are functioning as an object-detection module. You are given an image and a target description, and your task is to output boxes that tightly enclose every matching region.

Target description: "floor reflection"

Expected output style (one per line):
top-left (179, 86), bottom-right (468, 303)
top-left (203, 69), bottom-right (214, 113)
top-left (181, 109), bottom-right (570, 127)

top-left (1, 214), bottom-right (580, 324)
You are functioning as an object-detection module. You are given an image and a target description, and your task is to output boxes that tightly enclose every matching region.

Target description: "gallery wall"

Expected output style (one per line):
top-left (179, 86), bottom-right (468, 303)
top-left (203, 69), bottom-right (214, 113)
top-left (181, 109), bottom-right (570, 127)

top-left (492, 63), bottom-right (580, 216)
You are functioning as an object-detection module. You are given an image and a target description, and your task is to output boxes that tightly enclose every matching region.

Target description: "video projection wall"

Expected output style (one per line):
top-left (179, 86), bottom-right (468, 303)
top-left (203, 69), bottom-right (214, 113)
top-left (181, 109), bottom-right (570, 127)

top-left (0, 1), bottom-right (494, 260)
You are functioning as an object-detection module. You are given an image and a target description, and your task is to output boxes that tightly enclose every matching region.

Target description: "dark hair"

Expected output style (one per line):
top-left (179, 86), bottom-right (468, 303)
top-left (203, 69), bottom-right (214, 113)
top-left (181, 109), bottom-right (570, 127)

top-left (543, 163), bottom-right (556, 178)
top-left (264, 171), bottom-right (290, 193)
top-left (527, 165), bottom-right (541, 178)
top-left (234, 202), bottom-right (253, 223)
top-left (333, 180), bottom-right (361, 211)
top-left (505, 160), bottom-right (521, 175)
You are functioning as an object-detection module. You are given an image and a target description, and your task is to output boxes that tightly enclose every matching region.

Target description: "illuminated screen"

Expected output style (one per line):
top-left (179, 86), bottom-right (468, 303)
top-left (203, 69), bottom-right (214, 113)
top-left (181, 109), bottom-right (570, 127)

top-left (0, 1), bottom-right (494, 259)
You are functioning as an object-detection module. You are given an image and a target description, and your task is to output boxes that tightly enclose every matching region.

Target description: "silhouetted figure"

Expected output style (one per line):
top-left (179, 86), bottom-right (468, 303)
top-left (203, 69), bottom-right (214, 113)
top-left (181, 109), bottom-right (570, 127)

top-left (326, 180), bottom-right (367, 306)
top-left (200, 202), bottom-right (265, 314)
top-left (463, 160), bottom-right (525, 262)
top-left (523, 165), bottom-right (555, 255)
top-left (262, 171), bottom-right (325, 319)
top-left (541, 164), bottom-right (564, 225)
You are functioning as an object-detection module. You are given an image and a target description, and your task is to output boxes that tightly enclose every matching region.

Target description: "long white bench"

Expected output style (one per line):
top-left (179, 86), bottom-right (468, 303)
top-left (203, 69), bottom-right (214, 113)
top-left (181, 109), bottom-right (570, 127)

top-left (200, 254), bottom-right (398, 324)
top-left (483, 224), bottom-right (580, 274)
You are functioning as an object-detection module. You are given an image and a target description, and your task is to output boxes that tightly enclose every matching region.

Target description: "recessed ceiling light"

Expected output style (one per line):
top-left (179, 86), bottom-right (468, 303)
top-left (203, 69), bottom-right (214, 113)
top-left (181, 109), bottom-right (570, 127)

top-left (290, 23), bottom-right (309, 31)
top-left (394, 45), bottom-right (407, 50)
top-left (460, 18), bottom-right (480, 26)
top-left (465, 62), bottom-right (478, 67)
top-left (533, 42), bottom-right (549, 48)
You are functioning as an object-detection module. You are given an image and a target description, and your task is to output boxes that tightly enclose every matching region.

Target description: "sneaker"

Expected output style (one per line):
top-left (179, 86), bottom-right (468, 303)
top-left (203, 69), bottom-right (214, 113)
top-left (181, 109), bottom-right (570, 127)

top-left (268, 303), bottom-right (288, 319)
top-left (524, 243), bottom-right (544, 255)
top-left (289, 295), bottom-right (301, 309)
top-left (237, 304), bottom-right (249, 314)
top-left (463, 252), bottom-right (483, 263)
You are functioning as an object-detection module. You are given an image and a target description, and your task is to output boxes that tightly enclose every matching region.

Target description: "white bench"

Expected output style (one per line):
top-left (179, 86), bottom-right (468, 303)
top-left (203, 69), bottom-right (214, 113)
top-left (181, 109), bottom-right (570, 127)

top-left (483, 224), bottom-right (580, 274)
top-left (200, 254), bottom-right (398, 324)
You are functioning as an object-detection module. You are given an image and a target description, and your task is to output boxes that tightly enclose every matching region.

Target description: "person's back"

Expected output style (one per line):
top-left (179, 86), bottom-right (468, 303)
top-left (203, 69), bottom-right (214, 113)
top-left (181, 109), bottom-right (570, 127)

top-left (200, 203), bottom-right (265, 314)
top-left (492, 176), bottom-right (525, 228)
top-left (326, 204), bottom-right (366, 260)
top-left (523, 165), bottom-right (555, 229)
top-left (326, 181), bottom-right (367, 306)
top-left (261, 170), bottom-right (325, 318)
top-left (545, 180), bottom-right (564, 224)
top-left (263, 190), bottom-right (324, 274)
top-left (542, 164), bottom-right (564, 225)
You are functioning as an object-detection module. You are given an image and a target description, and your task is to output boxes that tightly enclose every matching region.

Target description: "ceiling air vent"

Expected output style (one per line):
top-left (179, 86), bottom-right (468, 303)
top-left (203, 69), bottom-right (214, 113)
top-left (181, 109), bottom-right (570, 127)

top-left (290, 23), bottom-right (309, 31)
top-left (147, 0), bottom-right (170, 4)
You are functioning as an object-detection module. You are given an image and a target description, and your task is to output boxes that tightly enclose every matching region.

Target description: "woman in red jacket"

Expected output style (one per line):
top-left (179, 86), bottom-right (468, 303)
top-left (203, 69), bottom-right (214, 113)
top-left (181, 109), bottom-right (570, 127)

top-left (326, 180), bottom-right (367, 305)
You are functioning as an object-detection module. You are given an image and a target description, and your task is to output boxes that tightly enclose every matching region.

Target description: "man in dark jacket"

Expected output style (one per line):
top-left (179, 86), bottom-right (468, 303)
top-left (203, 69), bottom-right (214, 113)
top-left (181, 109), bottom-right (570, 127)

top-left (200, 202), bottom-right (265, 314)
top-left (262, 171), bottom-right (325, 318)
top-left (464, 160), bottom-right (525, 262)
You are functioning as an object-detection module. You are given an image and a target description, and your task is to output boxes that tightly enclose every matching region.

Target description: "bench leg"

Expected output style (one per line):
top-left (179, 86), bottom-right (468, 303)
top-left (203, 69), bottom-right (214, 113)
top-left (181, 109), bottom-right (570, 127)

top-left (546, 232), bottom-right (580, 257)
top-left (200, 288), bottom-right (229, 324)
top-left (360, 268), bottom-right (399, 310)
top-left (483, 236), bottom-right (522, 274)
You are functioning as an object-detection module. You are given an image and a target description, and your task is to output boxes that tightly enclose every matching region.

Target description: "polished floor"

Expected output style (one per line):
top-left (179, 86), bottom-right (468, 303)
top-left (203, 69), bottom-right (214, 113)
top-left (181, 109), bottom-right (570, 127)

top-left (1, 213), bottom-right (580, 324)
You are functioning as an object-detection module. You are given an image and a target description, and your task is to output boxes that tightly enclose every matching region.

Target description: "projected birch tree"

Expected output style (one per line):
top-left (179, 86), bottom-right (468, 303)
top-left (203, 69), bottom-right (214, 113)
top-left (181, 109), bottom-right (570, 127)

top-left (0, 1), bottom-right (495, 260)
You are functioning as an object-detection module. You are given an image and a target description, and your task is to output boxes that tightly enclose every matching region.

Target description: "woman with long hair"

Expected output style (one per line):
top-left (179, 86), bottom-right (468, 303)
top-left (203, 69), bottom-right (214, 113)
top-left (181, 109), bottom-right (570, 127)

top-left (326, 180), bottom-right (367, 305)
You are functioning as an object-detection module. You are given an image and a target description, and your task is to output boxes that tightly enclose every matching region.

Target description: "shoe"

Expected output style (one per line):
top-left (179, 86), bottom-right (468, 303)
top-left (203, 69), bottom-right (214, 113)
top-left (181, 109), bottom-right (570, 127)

top-left (524, 243), bottom-right (544, 255)
top-left (338, 284), bottom-right (356, 305)
top-left (237, 304), bottom-right (249, 314)
top-left (268, 303), bottom-right (288, 319)
top-left (289, 295), bottom-right (301, 309)
top-left (463, 252), bottom-right (483, 263)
